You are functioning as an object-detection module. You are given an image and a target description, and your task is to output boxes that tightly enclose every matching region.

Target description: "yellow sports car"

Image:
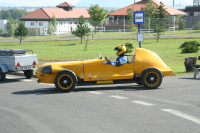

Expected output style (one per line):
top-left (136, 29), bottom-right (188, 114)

top-left (36, 48), bottom-right (174, 92)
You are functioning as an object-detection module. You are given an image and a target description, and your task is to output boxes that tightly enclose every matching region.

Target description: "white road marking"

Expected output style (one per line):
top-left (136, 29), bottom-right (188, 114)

top-left (162, 109), bottom-right (200, 125)
top-left (22, 79), bottom-right (33, 82)
top-left (6, 77), bottom-right (33, 82)
top-left (39, 83), bottom-right (54, 86)
top-left (87, 91), bottom-right (104, 95)
top-left (6, 76), bottom-right (13, 79)
top-left (132, 101), bottom-right (155, 106)
top-left (109, 95), bottom-right (128, 99)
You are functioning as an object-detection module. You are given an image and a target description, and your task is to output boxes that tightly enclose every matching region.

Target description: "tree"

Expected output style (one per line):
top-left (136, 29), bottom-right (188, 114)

top-left (192, 21), bottom-right (200, 30)
top-left (47, 15), bottom-right (57, 35)
top-left (0, 28), bottom-right (3, 35)
top-left (87, 4), bottom-right (107, 33)
top-left (14, 22), bottom-right (28, 45)
top-left (153, 2), bottom-right (169, 42)
top-left (72, 15), bottom-right (91, 44)
top-left (6, 18), bottom-right (18, 37)
top-left (0, 9), bottom-right (30, 19)
top-left (142, 0), bottom-right (157, 29)
top-left (126, 8), bottom-right (137, 31)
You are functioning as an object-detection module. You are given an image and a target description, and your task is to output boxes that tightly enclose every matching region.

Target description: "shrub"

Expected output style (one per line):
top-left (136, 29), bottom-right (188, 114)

top-left (178, 19), bottom-right (185, 30)
top-left (180, 41), bottom-right (200, 53)
top-left (125, 43), bottom-right (134, 53)
top-left (192, 21), bottom-right (200, 30)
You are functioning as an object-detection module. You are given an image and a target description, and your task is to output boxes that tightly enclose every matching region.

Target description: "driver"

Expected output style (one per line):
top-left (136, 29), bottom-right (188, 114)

top-left (105, 45), bottom-right (128, 66)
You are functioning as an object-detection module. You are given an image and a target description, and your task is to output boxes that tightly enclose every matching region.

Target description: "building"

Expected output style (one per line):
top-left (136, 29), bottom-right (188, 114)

top-left (19, 2), bottom-right (90, 36)
top-left (184, 0), bottom-right (200, 16)
top-left (105, 0), bottom-right (187, 30)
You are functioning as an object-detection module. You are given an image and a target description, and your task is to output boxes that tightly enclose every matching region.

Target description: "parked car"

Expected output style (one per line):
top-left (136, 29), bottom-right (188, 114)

top-left (36, 48), bottom-right (174, 92)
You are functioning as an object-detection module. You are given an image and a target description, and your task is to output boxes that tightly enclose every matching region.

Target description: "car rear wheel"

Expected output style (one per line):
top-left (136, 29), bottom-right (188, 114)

top-left (141, 68), bottom-right (162, 89)
top-left (0, 68), bottom-right (6, 81)
top-left (55, 71), bottom-right (76, 92)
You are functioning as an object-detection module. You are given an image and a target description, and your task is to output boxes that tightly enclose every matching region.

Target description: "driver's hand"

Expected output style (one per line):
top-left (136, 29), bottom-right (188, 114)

top-left (105, 56), bottom-right (111, 64)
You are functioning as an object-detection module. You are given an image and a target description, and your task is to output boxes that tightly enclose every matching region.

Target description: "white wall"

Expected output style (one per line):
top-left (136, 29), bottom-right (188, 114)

top-left (24, 20), bottom-right (79, 35)
top-left (194, 12), bottom-right (200, 16)
top-left (0, 20), bottom-right (8, 33)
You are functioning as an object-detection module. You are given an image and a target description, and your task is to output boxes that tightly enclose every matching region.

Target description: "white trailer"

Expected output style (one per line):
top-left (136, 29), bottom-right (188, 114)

top-left (0, 49), bottom-right (38, 81)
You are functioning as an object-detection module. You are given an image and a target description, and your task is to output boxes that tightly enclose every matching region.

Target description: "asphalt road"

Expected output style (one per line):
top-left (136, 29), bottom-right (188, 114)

top-left (0, 74), bottom-right (200, 133)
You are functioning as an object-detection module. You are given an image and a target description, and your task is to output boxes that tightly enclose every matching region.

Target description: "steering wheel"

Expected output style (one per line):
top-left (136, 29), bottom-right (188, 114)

top-left (98, 54), bottom-right (102, 59)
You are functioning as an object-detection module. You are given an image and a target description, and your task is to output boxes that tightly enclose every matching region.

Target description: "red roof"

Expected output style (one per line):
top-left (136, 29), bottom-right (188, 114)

top-left (57, 2), bottom-right (74, 7)
top-left (109, 0), bottom-right (187, 16)
top-left (20, 2), bottom-right (90, 20)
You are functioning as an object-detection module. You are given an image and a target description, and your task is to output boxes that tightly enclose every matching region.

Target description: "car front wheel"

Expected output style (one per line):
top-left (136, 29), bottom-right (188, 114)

top-left (141, 68), bottom-right (162, 89)
top-left (55, 71), bottom-right (77, 92)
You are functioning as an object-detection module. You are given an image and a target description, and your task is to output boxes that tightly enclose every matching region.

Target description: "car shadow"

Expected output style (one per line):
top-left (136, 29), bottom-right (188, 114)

top-left (74, 84), bottom-right (158, 92)
top-left (11, 84), bottom-right (159, 95)
top-left (179, 77), bottom-right (200, 80)
top-left (12, 88), bottom-right (63, 95)
top-left (0, 78), bottom-right (25, 84)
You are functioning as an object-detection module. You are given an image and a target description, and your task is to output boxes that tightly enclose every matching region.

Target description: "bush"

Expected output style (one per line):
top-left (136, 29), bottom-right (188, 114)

top-left (192, 21), bottom-right (200, 30)
top-left (125, 43), bottom-right (134, 53)
top-left (178, 19), bottom-right (185, 30)
top-left (180, 41), bottom-right (200, 53)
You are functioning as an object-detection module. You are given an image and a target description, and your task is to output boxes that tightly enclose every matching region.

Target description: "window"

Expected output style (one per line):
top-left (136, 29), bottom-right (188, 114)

top-left (70, 22), bottom-right (73, 24)
top-left (39, 22), bottom-right (43, 26)
top-left (74, 21), bottom-right (77, 24)
top-left (31, 22), bottom-right (35, 26)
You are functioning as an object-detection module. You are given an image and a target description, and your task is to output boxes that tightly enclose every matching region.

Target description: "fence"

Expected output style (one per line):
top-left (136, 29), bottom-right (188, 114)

top-left (2, 16), bottom-right (200, 38)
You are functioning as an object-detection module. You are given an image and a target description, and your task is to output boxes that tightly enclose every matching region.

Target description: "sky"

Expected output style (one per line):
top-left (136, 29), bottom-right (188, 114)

top-left (0, 0), bottom-right (193, 7)
top-left (0, 0), bottom-right (80, 6)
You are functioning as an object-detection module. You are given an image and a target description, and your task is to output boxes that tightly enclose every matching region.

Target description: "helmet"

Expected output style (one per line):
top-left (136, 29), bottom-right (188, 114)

top-left (114, 45), bottom-right (126, 56)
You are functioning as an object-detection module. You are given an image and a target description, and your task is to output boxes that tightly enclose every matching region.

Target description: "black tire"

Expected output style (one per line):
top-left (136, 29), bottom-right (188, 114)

top-left (135, 80), bottom-right (143, 85)
top-left (24, 70), bottom-right (33, 79)
top-left (141, 68), bottom-right (162, 89)
top-left (55, 71), bottom-right (77, 92)
top-left (133, 75), bottom-right (143, 85)
top-left (0, 68), bottom-right (6, 81)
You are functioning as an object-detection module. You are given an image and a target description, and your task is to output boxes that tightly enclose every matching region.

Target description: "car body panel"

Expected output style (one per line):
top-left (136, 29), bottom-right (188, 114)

top-left (36, 61), bottom-right (84, 83)
top-left (134, 48), bottom-right (173, 76)
top-left (83, 59), bottom-right (134, 81)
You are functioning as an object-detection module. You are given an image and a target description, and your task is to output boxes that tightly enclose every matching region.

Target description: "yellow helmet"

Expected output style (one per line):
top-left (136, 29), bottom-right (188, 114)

top-left (114, 45), bottom-right (126, 56)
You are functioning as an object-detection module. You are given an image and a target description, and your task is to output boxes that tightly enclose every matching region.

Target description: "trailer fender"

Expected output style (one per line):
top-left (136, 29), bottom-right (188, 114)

top-left (0, 64), bottom-right (8, 73)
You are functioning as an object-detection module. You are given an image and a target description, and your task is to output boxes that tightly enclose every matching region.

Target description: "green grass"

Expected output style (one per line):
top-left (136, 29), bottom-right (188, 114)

top-left (1, 29), bottom-right (200, 40)
top-left (1, 37), bottom-right (200, 75)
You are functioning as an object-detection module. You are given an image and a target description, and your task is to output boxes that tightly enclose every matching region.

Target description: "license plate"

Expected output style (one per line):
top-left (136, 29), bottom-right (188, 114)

top-left (17, 66), bottom-right (33, 70)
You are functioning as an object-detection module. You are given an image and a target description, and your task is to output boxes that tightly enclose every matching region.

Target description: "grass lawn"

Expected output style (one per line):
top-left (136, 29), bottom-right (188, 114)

top-left (1, 29), bottom-right (200, 40)
top-left (0, 37), bottom-right (200, 75)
